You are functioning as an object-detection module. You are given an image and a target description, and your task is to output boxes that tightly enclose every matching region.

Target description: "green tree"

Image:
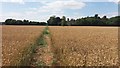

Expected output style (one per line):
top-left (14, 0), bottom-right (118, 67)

top-left (23, 19), bottom-right (29, 25)
top-left (107, 16), bottom-right (120, 25)
top-left (94, 14), bottom-right (99, 18)
top-left (67, 18), bottom-right (71, 26)
top-left (47, 16), bottom-right (57, 25)
top-left (101, 16), bottom-right (108, 25)
top-left (5, 19), bottom-right (16, 25)
top-left (16, 20), bottom-right (23, 24)
top-left (61, 16), bottom-right (66, 26)
top-left (56, 17), bottom-right (61, 26)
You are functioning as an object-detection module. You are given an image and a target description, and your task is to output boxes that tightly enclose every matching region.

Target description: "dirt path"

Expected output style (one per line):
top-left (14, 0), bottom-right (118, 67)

top-left (30, 30), bottom-right (53, 66)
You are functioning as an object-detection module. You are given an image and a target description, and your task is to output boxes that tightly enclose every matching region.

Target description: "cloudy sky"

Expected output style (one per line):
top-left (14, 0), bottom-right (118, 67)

top-left (0, 0), bottom-right (119, 22)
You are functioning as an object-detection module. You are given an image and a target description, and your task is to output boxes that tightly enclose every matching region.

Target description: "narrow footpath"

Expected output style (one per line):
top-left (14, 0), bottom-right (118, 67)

top-left (30, 27), bottom-right (54, 66)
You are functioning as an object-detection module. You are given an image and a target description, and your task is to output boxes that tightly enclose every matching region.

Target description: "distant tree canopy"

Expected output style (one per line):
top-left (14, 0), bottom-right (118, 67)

top-left (3, 14), bottom-right (120, 26)
top-left (47, 16), bottom-right (61, 26)
top-left (47, 14), bottom-right (120, 26)
top-left (4, 19), bottom-right (46, 25)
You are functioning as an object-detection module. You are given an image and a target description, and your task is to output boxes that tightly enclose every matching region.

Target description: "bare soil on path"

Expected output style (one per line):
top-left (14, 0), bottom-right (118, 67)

top-left (30, 35), bottom-right (53, 66)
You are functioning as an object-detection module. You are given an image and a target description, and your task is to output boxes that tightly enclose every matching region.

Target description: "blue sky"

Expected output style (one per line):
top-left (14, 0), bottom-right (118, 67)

top-left (0, 0), bottom-right (119, 22)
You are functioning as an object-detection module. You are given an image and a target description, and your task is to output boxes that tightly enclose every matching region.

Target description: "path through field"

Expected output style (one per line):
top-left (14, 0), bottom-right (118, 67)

top-left (30, 26), bottom-right (118, 66)
top-left (2, 26), bottom-right (118, 67)
top-left (30, 27), bottom-right (54, 66)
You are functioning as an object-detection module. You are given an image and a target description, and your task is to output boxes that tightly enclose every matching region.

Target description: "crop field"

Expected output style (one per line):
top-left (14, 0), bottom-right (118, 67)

top-left (2, 26), bottom-right (119, 66)
top-left (2, 26), bottom-right (44, 66)
top-left (49, 26), bottom-right (118, 66)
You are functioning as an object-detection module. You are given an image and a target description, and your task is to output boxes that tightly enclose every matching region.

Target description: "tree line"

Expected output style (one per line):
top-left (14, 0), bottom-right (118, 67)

top-left (47, 14), bottom-right (120, 26)
top-left (3, 19), bottom-right (46, 25)
top-left (3, 14), bottom-right (120, 26)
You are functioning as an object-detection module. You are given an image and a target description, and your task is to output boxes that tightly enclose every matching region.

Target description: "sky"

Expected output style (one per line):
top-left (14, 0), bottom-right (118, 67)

top-left (0, 0), bottom-right (119, 22)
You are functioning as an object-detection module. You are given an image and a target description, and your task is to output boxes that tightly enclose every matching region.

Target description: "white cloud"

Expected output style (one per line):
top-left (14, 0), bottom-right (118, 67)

top-left (1, 0), bottom-right (25, 4)
top-left (8, 12), bottom-right (22, 16)
top-left (1, 0), bottom-right (118, 22)
top-left (108, 0), bottom-right (119, 2)
top-left (20, 0), bottom-right (86, 21)
top-left (43, 0), bottom-right (85, 10)
top-left (108, 0), bottom-right (119, 4)
top-left (40, 0), bottom-right (85, 16)
top-left (1, 0), bottom-right (119, 2)
top-left (32, 0), bottom-right (85, 15)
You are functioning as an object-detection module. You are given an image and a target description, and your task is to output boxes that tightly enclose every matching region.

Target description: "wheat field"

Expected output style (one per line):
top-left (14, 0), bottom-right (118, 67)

top-left (2, 25), bottom-right (44, 66)
top-left (2, 26), bottom-right (118, 66)
top-left (49, 26), bottom-right (118, 66)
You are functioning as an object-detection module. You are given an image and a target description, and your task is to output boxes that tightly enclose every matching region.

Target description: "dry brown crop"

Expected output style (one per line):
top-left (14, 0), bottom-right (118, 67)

top-left (49, 26), bottom-right (118, 66)
top-left (2, 25), bottom-right (44, 66)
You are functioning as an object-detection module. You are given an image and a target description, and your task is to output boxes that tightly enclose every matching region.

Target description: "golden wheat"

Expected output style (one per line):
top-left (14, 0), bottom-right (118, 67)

top-left (2, 25), bottom-right (44, 66)
top-left (50, 26), bottom-right (118, 66)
